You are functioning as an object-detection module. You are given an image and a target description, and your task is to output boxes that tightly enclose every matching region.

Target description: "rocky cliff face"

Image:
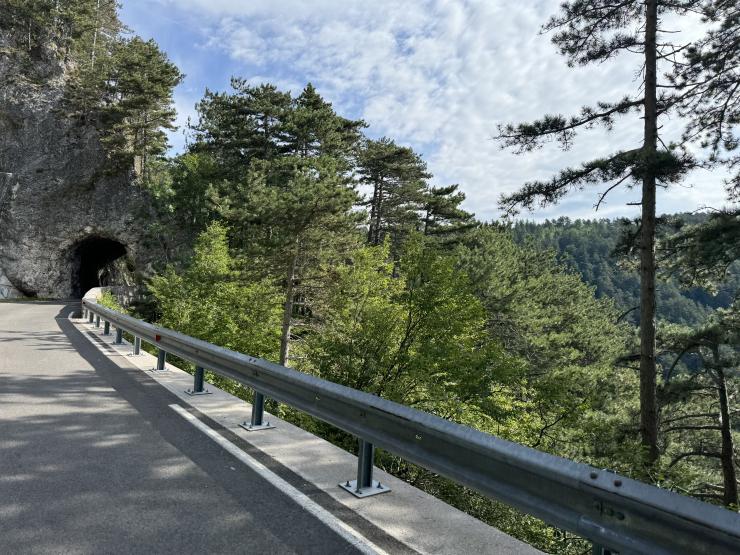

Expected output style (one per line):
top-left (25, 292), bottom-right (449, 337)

top-left (0, 33), bottom-right (155, 298)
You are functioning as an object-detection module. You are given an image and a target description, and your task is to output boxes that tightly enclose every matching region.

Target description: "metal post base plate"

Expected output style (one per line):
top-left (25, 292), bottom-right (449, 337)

top-left (239, 422), bottom-right (275, 432)
top-left (185, 388), bottom-right (212, 396)
top-left (339, 479), bottom-right (390, 498)
top-left (149, 367), bottom-right (168, 372)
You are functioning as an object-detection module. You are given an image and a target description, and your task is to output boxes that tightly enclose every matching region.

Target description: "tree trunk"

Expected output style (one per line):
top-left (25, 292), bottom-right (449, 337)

top-left (91, 0), bottom-right (101, 69)
top-left (367, 179), bottom-right (379, 244)
top-left (373, 182), bottom-right (384, 245)
top-left (279, 253), bottom-right (297, 366)
top-left (639, 0), bottom-right (660, 465)
top-left (714, 349), bottom-right (738, 507)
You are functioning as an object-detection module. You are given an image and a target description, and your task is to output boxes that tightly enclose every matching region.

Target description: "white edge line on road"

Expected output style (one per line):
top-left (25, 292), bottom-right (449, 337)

top-left (168, 403), bottom-right (388, 555)
top-left (72, 312), bottom-right (388, 555)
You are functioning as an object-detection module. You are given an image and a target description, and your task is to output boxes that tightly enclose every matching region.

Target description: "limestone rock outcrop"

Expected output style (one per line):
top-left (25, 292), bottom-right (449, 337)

top-left (0, 33), bottom-right (155, 298)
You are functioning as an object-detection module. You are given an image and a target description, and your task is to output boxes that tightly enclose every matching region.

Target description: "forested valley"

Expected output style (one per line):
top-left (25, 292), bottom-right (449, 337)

top-left (513, 217), bottom-right (740, 327)
top-left (2, 1), bottom-right (738, 553)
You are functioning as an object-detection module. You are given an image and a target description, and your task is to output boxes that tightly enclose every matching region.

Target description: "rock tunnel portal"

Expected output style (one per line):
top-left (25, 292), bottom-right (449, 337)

top-left (70, 236), bottom-right (127, 298)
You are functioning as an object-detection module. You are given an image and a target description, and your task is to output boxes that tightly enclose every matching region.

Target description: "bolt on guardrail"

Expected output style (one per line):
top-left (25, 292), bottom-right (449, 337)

top-left (80, 298), bottom-right (740, 555)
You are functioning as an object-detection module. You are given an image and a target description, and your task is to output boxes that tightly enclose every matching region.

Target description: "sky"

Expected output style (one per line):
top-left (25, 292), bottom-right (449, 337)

top-left (119, 0), bottom-right (734, 222)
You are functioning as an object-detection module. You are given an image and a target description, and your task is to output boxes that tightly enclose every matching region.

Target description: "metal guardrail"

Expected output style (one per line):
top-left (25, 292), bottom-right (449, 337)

top-left (80, 299), bottom-right (740, 555)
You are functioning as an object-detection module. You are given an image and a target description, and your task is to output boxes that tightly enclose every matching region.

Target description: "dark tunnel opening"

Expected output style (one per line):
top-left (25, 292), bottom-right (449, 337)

top-left (70, 236), bottom-right (127, 298)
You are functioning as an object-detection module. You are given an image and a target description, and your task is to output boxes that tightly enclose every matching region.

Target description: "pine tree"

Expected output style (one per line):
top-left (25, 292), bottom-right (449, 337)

top-left (661, 210), bottom-right (740, 291)
top-left (226, 156), bottom-right (361, 366)
top-left (358, 137), bottom-right (431, 248)
top-left (421, 184), bottom-right (477, 244)
top-left (661, 306), bottom-right (739, 508)
top-left (495, 0), bottom-right (717, 465)
top-left (98, 37), bottom-right (182, 179)
top-left (192, 80), bottom-right (291, 178)
top-left (282, 83), bottom-right (365, 163)
top-left (673, 1), bottom-right (740, 201)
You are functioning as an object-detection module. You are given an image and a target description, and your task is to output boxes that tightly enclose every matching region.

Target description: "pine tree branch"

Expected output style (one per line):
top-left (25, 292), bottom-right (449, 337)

top-left (496, 97), bottom-right (642, 153)
top-left (669, 450), bottom-right (722, 468)
top-left (662, 412), bottom-right (719, 425)
top-left (499, 149), bottom-right (640, 214)
top-left (595, 172), bottom-right (633, 211)
top-left (664, 425), bottom-right (722, 433)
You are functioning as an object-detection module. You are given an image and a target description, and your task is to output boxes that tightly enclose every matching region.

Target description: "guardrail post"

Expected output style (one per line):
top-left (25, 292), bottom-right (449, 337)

top-left (88, 311), bottom-right (94, 323)
top-left (240, 391), bottom-right (275, 431)
top-left (103, 321), bottom-right (110, 335)
top-left (133, 336), bottom-right (141, 355)
top-left (339, 438), bottom-right (389, 498)
top-left (153, 348), bottom-right (167, 371)
top-left (114, 327), bottom-right (123, 345)
top-left (592, 544), bottom-right (614, 555)
top-left (186, 366), bottom-right (211, 396)
top-left (95, 315), bottom-right (100, 328)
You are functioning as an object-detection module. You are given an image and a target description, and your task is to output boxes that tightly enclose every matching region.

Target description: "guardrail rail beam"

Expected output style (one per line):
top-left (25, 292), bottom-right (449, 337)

top-left (80, 298), bottom-right (740, 555)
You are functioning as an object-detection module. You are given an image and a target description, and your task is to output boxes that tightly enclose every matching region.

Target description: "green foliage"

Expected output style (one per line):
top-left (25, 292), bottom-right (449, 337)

top-left (298, 237), bottom-right (520, 416)
top-left (9, 2), bottom-right (740, 550)
top-left (661, 210), bottom-right (740, 292)
top-left (98, 290), bottom-right (123, 312)
top-left (421, 184), bottom-right (477, 245)
top-left (96, 37), bottom-right (182, 176)
top-left (673, 1), bottom-right (740, 200)
top-left (456, 226), bottom-right (636, 457)
top-left (149, 222), bottom-right (282, 360)
top-left (512, 216), bottom-right (739, 327)
top-left (658, 304), bottom-right (740, 508)
top-left (359, 137), bottom-right (431, 247)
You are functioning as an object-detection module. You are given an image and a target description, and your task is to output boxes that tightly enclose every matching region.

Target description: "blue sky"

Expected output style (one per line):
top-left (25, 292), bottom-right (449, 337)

top-left (120, 0), bottom-right (733, 222)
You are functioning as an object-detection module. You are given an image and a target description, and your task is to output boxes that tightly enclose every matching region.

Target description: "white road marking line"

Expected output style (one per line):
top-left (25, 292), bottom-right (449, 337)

top-left (169, 403), bottom-right (388, 555)
top-left (71, 312), bottom-right (389, 555)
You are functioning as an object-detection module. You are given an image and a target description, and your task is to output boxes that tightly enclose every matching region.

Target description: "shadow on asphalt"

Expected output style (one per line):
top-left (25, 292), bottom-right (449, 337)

top-left (0, 301), bottom-right (366, 554)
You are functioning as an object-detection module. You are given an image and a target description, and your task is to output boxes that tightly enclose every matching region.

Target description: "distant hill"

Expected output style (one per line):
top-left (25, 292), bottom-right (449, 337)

top-left (512, 215), bottom-right (738, 327)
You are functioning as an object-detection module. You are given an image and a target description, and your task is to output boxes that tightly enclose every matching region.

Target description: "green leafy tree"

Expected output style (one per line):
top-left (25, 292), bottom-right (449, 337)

top-left (219, 155), bottom-right (362, 366)
top-left (299, 237), bottom-right (518, 414)
top-left (456, 226), bottom-right (635, 460)
top-left (149, 222), bottom-right (282, 360)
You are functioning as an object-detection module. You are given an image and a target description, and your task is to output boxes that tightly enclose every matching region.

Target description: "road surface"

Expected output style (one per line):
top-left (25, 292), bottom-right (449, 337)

top-left (0, 301), bottom-right (369, 554)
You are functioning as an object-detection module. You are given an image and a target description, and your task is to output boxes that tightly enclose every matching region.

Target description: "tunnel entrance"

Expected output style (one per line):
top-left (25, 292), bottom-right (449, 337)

top-left (70, 236), bottom-right (128, 298)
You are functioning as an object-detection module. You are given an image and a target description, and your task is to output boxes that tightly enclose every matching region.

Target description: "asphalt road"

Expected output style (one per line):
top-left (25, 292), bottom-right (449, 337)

top-left (0, 301), bottom-right (365, 554)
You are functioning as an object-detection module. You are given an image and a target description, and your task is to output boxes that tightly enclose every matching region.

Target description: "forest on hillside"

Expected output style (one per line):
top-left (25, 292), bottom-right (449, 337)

top-left (3, 1), bottom-right (739, 553)
top-left (512, 217), bottom-right (740, 327)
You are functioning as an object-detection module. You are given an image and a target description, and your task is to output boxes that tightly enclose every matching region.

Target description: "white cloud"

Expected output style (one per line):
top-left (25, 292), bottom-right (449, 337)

top-left (144, 0), bottom-right (733, 221)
